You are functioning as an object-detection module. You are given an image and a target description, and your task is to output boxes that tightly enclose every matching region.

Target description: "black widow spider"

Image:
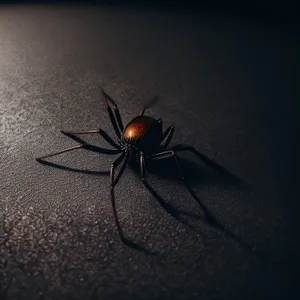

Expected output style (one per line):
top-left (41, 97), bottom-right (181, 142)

top-left (35, 89), bottom-right (231, 249)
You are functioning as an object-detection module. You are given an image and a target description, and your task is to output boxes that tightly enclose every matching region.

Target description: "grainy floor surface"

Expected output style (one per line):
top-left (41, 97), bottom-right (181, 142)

top-left (0, 4), bottom-right (299, 300)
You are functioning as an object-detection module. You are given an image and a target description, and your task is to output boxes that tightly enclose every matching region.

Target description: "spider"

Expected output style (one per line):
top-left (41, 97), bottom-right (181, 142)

top-left (35, 89), bottom-right (213, 247)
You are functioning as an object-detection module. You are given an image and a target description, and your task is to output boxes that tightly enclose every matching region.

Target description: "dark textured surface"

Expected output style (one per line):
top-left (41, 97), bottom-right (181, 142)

top-left (0, 5), bottom-right (299, 300)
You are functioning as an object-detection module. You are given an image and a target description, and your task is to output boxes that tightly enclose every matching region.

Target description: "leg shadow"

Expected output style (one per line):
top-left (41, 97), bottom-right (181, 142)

top-left (172, 144), bottom-right (251, 190)
top-left (37, 159), bottom-right (110, 176)
top-left (143, 179), bottom-right (263, 257)
top-left (35, 133), bottom-right (113, 175)
top-left (110, 188), bottom-right (158, 255)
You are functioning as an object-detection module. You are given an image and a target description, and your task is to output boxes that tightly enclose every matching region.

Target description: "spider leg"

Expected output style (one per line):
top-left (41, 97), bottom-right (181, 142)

top-left (140, 151), bottom-right (203, 231)
top-left (61, 129), bottom-right (120, 149)
top-left (140, 108), bottom-right (145, 116)
top-left (140, 151), bottom-right (146, 180)
top-left (160, 125), bottom-right (175, 149)
top-left (109, 153), bottom-right (132, 244)
top-left (110, 153), bottom-right (128, 187)
top-left (150, 151), bottom-right (259, 255)
top-left (35, 144), bottom-right (121, 161)
top-left (110, 153), bottom-right (157, 254)
top-left (101, 89), bottom-right (124, 138)
top-left (141, 151), bottom-right (193, 223)
top-left (151, 150), bottom-right (219, 226)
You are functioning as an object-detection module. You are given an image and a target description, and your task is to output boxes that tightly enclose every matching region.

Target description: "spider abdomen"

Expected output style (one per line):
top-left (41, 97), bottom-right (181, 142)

top-left (122, 116), bottom-right (162, 150)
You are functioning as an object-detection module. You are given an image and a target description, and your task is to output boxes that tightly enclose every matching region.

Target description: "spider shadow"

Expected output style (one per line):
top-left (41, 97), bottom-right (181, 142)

top-left (129, 146), bottom-right (262, 257)
top-left (144, 179), bottom-right (261, 256)
top-left (131, 144), bottom-right (251, 191)
top-left (36, 135), bottom-right (257, 256)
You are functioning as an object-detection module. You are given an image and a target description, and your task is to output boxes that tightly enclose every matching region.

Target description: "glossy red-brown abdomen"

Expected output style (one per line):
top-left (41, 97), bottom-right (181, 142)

top-left (122, 116), bottom-right (161, 149)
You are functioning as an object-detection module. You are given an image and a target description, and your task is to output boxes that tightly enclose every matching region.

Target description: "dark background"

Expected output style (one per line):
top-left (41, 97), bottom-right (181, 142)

top-left (0, 1), bottom-right (299, 299)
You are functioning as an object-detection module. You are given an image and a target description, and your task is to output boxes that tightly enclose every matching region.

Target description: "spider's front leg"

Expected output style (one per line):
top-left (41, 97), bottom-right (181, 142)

top-left (101, 89), bottom-right (124, 139)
